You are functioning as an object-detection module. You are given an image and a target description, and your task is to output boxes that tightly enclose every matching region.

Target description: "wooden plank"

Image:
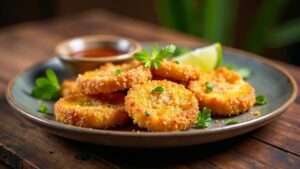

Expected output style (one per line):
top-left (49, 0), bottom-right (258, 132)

top-left (252, 104), bottom-right (300, 155)
top-left (87, 135), bottom-right (300, 169)
top-left (249, 60), bottom-right (300, 156)
top-left (0, 101), bottom-right (116, 169)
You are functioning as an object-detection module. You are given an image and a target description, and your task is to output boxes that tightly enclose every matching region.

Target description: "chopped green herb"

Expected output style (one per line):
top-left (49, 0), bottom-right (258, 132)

top-left (225, 65), bottom-right (251, 80)
top-left (32, 68), bottom-right (60, 101)
top-left (133, 44), bottom-right (176, 69)
top-left (196, 107), bottom-right (212, 128)
top-left (115, 69), bottom-right (123, 75)
top-left (205, 82), bottom-right (214, 92)
top-left (38, 103), bottom-right (48, 113)
top-left (152, 86), bottom-right (164, 94)
top-left (226, 119), bottom-right (239, 125)
top-left (237, 67), bottom-right (251, 80)
top-left (225, 64), bottom-right (235, 70)
top-left (145, 111), bottom-right (151, 116)
top-left (174, 60), bottom-right (179, 64)
top-left (256, 95), bottom-right (267, 105)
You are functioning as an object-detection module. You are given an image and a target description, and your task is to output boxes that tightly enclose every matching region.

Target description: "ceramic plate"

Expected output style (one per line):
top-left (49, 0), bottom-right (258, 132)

top-left (6, 43), bottom-right (297, 148)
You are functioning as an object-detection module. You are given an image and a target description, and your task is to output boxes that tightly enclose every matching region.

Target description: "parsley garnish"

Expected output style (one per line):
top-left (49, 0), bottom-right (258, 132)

top-left (256, 95), bottom-right (267, 105)
top-left (174, 61), bottom-right (179, 64)
top-left (133, 44), bottom-right (176, 69)
top-left (152, 86), bottom-right (164, 94)
top-left (196, 107), bottom-right (212, 128)
top-left (115, 69), bottom-right (123, 75)
top-left (237, 67), bottom-right (251, 80)
top-left (205, 82), bottom-right (214, 92)
top-left (145, 111), bottom-right (151, 116)
top-left (38, 103), bottom-right (48, 113)
top-left (32, 68), bottom-right (60, 101)
top-left (225, 65), bottom-right (251, 80)
top-left (226, 119), bottom-right (239, 125)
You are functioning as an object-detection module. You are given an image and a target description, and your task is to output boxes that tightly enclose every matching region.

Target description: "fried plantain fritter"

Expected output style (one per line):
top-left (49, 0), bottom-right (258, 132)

top-left (151, 61), bottom-right (201, 82)
top-left (188, 67), bottom-right (256, 116)
top-left (76, 62), bottom-right (152, 94)
top-left (60, 79), bottom-right (79, 97)
top-left (54, 93), bottom-right (130, 129)
top-left (125, 80), bottom-right (199, 131)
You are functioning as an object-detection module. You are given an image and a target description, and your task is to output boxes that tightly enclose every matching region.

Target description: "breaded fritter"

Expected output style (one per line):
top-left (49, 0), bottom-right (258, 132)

top-left (125, 80), bottom-right (199, 131)
top-left (151, 61), bottom-right (201, 82)
top-left (54, 93), bottom-right (130, 129)
top-left (188, 67), bottom-right (255, 116)
top-left (61, 79), bottom-right (79, 97)
top-left (76, 62), bottom-right (152, 94)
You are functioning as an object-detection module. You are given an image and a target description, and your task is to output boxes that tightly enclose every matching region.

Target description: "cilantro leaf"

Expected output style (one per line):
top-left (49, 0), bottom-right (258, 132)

top-left (133, 44), bottom-right (176, 69)
top-left (35, 77), bottom-right (51, 87)
top-left (225, 65), bottom-right (251, 80)
top-left (32, 68), bottom-right (60, 101)
top-left (226, 119), bottom-right (239, 125)
top-left (152, 44), bottom-right (158, 57)
top-left (152, 86), bottom-right (164, 94)
top-left (196, 107), bottom-right (212, 128)
top-left (256, 95), bottom-right (267, 105)
top-left (237, 67), bottom-right (251, 80)
top-left (145, 111), bottom-right (151, 116)
top-left (156, 44), bottom-right (176, 60)
top-left (205, 82), bottom-right (214, 92)
top-left (115, 69), bottom-right (123, 75)
top-left (38, 103), bottom-right (48, 113)
top-left (32, 85), bottom-right (60, 101)
top-left (46, 68), bottom-right (59, 88)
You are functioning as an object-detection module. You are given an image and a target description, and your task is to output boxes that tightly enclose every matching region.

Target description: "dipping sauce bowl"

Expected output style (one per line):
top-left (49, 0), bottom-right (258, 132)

top-left (55, 35), bottom-right (141, 73)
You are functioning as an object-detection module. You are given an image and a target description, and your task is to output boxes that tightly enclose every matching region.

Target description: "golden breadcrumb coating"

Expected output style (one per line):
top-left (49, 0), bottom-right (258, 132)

top-left (151, 61), bottom-right (201, 82)
top-left (125, 80), bottom-right (199, 131)
top-left (76, 62), bottom-right (152, 94)
top-left (61, 79), bottom-right (80, 97)
top-left (188, 67), bottom-right (255, 116)
top-left (54, 93), bottom-right (130, 129)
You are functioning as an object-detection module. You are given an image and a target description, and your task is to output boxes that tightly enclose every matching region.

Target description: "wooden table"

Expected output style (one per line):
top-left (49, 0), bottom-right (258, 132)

top-left (0, 10), bottom-right (299, 169)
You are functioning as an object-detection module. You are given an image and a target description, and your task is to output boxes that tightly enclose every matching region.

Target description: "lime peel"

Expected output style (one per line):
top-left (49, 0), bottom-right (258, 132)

top-left (171, 43), bottom-right (222, 72)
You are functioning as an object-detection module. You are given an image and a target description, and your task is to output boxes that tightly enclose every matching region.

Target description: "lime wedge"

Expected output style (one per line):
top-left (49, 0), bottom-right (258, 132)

top-left (171, 43), bottom-right (222, 71)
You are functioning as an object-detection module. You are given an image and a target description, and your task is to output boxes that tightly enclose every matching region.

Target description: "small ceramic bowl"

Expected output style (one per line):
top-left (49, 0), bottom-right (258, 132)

top-left (55, 35), bottom-right (141, 73)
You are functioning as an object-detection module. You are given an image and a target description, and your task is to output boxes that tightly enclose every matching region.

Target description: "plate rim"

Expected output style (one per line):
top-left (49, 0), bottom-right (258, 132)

top-left (5, 43), bottom-right (298, 138)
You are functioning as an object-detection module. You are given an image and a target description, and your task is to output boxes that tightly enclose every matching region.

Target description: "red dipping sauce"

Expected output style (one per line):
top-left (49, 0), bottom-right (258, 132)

top-left (70, 48), bottom-right (123, 58)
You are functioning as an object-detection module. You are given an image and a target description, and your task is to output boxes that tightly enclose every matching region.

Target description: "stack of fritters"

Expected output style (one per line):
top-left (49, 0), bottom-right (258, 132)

top-left (55, 60), bottom-right (255, 131)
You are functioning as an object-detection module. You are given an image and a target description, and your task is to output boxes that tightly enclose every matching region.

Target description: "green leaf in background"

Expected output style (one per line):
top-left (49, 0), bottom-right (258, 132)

top-left (202, 0), bottom-right (238, 44)
top-left (243, 0), bottom-right (287, 53)
top-left (268, 18), bottom-right (300, 47)
top-left (155, 0), bottom-right (177, 30)
top-left (155, 0), bottom-right (200, 35)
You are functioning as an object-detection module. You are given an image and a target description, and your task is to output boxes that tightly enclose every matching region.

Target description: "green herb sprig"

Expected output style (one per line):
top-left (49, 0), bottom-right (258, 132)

top-left (133, 44), bottom-right (176, 69)
top-left (152, 86), bottom-right (164, 94)
top-left (115, 69), bottom-right (123, 75)
top-left (196, 107), bottom-right (212, 128)
top-left (205, 82), bottom-right (214, 92)
top-left (256, 95), bottom-right (267, 105)
top-left (226, 119), bottom-right (239, 125)
top-left (145, 111), bottom-right (151, 116)
top-left (38, 103), bottom-right (48, 113)
top-left (226, 65), bottom-right (251, 80)
top-left (32, 68), bottom-right (60, 101)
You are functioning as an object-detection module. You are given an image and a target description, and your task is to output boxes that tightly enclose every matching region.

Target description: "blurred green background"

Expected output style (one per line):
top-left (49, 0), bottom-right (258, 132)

top-left (1, 0), bottom-right (300, 66)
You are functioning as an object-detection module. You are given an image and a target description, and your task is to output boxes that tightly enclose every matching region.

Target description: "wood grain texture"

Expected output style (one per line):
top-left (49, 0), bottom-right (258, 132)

top-left (0, 9), bottom-right (299, 169)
